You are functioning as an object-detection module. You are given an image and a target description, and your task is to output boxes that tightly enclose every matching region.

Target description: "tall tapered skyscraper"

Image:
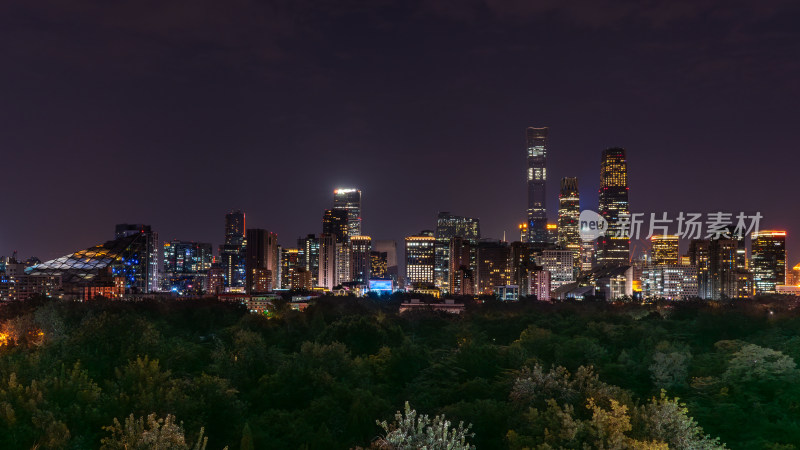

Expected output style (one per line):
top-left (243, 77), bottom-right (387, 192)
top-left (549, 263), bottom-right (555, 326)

top-left (597, 148), bottom-right (630, 267)
top-left (526, 127), bottom-right (549, 243)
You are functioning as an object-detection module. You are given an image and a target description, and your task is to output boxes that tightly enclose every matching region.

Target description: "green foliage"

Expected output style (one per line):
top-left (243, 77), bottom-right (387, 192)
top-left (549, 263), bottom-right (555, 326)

top-left (0, 296), bottom-right (798, 448)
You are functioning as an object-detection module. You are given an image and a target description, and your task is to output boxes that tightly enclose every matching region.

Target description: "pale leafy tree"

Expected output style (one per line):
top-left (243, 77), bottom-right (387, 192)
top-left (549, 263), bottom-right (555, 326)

top-left (634, 391), bottom-right (725, 450)
top-left (374, 402), bottom-right (475, 450)
top-left (100, 413), bottom-right (226, 450)
top-left (723, 344), bottom-right (797, 383)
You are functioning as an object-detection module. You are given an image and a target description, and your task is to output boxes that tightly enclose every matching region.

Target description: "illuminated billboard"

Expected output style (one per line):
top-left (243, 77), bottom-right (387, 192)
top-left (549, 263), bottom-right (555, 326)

top-left (369, 279), bottom-right (393, 292)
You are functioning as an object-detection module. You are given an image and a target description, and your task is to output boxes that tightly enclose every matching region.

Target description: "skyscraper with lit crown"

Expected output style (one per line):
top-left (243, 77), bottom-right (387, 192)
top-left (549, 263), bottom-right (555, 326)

top-left (333, 188), bottom-right (362, 236)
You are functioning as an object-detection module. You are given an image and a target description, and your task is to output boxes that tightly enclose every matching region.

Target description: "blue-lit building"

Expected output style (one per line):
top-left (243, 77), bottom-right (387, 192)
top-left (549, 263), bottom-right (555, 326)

top-left (162, 240), bottom-right (213, 294)
top-left (26, 232), bottom-right (158, 299)
top-left (219, 210), bottom-right (247, 290)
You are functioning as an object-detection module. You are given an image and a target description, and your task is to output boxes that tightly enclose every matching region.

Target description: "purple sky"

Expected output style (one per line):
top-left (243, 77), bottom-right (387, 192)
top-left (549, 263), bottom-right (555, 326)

top-left (1, 0), bottom-right (798, 264)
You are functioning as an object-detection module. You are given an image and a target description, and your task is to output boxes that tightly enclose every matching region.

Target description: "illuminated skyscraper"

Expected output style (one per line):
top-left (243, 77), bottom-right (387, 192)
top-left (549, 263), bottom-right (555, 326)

top-left (449, 237), bottom-right (475, 295)
top-left (114, 224), bottom-right (159, 293)
top-left (526, 127), bottom-right (549, 243)
top-left (751, 230), bottom-right (787, 294)
top-left (318, 233), bottom-right (336, 290)
top-left (219, 210), bottom-right (246, 289)
top-left (651, 235), bottom-right (679, 265)
top-left (298, 234), bottom-right (319, 287)
top-left (476, 240), bottom-right (511, 294)
top-left (689, 237), bottom-right (753, 299)
top-left (349, 235), bottom-right (372, 283)
top-left (597, 148), bottom-right (630, 267)
top-left (162, 240), bottom-right (212, 294)
top-left (280, 247), bottom-right (304, 290)
top-left (434, 212), bottom-right (480, 293)
top-left (322, 209), bottom-right (349, 243)
top-left (557, 177), bottom-right (580, 274)
top-left (245, 229), bottom-right (278, 293)
top-left (333, 188), bottom-right (362, 236)
top-left (405, 233), bottom-right (435, 285)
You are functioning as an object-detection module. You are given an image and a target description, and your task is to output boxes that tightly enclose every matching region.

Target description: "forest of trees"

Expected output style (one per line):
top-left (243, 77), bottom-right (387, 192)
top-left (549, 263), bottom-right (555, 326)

top-left (0, 294), bottom-right (798, 449)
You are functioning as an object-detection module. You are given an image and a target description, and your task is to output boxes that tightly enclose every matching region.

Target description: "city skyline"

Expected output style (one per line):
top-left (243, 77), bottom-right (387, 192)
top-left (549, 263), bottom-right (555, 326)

top-left (1, 2), bottom-right (798, 265)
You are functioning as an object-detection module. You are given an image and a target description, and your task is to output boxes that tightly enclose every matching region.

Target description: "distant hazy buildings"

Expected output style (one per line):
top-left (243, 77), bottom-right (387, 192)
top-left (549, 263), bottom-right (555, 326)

top-left (526, 127), bottom-right (549, 244)
top-left (752, 230), bottom-right (787, 294)
top-left (597, 148), bottom-right (630, 267)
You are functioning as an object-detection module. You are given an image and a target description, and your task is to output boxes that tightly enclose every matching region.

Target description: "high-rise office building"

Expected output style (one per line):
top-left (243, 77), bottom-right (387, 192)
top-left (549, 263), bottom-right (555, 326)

top-left (557, 178), bottom-right (580, 247)
top-left (113, 224), bottom-right (159, 293)
top-left (349, 235), bottom-right (372, 284)
top-left (751, 230), bottom-right (787, 294)
top-left (434, 212), bottom-right (480, 293)
top-left (476, 240), bottom-right (511, 295)
top-left (536, 249), bottom-right (575, 290)
top-left (449, 236), bottom-right (476, 295)
top-left (689, 238), bottom-right (752, 299)
top-left (405, 233), bottom-right (435, 285)
top-left (298, 234), bottom-right (319, 287)
top-left (318, 233), bottom-right (336, 290)
top-left (526, 127), bottom-right (549, 243)
top-left (245, 229), bottom-right (278, 293)
top-left (280, 247), bottom-right (304, 290)
top-left (163, 241), bottom-right (213, 275)
top-left (162, 240), bottom-right (213, 294)
top-left (651, 235), bottom-right (679, 265)
top-left (335, 242), bottom-right (351, 285)
top-left (509, 241), bottom-right (534, 296)
top-left (333, 188), bottom-right (362, 236)
top-left (597, 148), bottom-right (630, 267)
top-left (322, 209), bottom-right (349, 243)
top-left (220, 210), bottom-right (246, 289)
top-left (558, 177), bottom-right (581, 274)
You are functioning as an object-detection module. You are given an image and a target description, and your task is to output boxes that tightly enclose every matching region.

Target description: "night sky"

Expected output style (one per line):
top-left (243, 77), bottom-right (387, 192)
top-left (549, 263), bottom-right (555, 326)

top-left (2, 1), bottom-right (798, 264)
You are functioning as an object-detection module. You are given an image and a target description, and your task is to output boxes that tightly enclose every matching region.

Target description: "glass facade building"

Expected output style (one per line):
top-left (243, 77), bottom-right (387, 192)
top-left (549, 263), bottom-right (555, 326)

top-left (333, 188), bottom-right (362, 237)
top-left (434, 212), bottom-right (480, 293)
